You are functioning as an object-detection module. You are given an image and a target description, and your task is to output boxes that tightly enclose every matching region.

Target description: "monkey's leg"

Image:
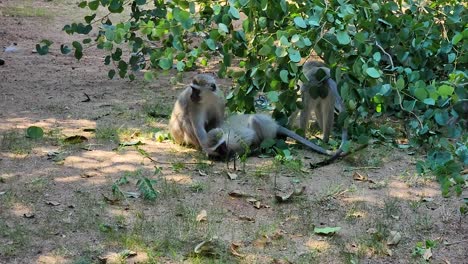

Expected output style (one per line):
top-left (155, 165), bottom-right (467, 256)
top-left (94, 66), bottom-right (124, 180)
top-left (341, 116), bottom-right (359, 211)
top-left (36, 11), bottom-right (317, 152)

top-left (319, 95), bottom-right (335, 143)
top-left (299, 93), bottom-right (314, 132)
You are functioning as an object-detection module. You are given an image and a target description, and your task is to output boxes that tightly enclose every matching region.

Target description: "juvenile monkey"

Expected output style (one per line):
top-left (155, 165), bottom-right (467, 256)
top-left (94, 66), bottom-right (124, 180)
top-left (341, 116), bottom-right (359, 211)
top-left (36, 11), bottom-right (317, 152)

top-left (169, 74), bottom-right (225, 150)
top-left (289, 61), bottom-right (345, 142)
top-left (205, 113), bottom-right (339, 159)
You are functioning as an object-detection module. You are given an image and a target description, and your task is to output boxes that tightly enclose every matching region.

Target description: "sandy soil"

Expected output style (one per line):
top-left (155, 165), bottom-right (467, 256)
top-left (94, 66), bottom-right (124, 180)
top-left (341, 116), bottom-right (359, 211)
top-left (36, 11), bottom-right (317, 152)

top-left (0, 1), bottom-right (466, 264)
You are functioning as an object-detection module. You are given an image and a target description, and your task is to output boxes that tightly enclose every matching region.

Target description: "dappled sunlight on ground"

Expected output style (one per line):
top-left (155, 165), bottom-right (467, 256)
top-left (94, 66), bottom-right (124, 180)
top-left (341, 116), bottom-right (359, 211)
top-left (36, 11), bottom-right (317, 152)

top-left (306, 238), bottom-right (331, 252)
top-left (163, 174), bottom-right (193, 184)
top-left (36, 255), bottom-right (67, 264)
top-left (8, 202), bottom-right (33, 218)
top-left (0, 116), bottom-right (96, 134)
top-left (388, 180), bottom-right (440, 200)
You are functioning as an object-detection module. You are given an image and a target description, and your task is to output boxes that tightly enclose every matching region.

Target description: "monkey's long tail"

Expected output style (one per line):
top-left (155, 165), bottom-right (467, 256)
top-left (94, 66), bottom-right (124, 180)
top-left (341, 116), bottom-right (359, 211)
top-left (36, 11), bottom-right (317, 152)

top-left (277, 126), bottom-right (334, 156)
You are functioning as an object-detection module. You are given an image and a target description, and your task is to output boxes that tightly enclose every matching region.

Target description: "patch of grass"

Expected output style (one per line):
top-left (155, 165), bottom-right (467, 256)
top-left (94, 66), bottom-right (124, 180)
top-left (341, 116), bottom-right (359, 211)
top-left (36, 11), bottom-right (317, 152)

top-left (189, 181), bottom-right (206, 193)
top-left (0, 223), bottom-right (29, 257)
top-left (2, 4), bottom-right (52, 18)
top-left (142, 101), bottom-right (171, 119)
top-left (158, 179), bottom-right (183, 198)
top-left (95, 125), bottom-right (121, 143)
top-left (0, 130), bottom-right (35, 154)
top-left (383, 198), bottom-right (401, 219)
top-left (413, 213), bottom-right (433, 232)
top-left (356, 221), bottom-right (390, 257)
top-left (172, 162), bottom-right (185, 172)
top-left (315, 183), bottom-right (347, 203)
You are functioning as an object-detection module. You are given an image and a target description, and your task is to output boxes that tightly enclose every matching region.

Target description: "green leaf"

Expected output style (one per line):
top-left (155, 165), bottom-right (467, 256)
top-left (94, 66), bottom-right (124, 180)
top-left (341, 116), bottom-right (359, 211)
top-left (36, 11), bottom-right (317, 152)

top-left (108, 69), bottom-right (116, 79)
top-left (144, 71), bottom-right (154, 81)
top-left (88, 0), bottom-right (99, 10)
top-left (373, 52), bottom-right (381, 62)
top-left (258, 45), bottom-right (271, 56)
top-left (434, 110), bottom-right (449, 126)
top-left (72, 41), bottom-right (83, 60)
top-left (366, 68), bottom-right (381, 78)
top-left (35, 43), bottom-right (49, 55)
top-left (336, 31), bottom-right (351, 45)
top-left (229, 6), bottom-right (240, 19)
top-left (423, 98), bottom-right (435, 105)
top-left (137, 177), bottom-right (158, 200)
top-left (205, 39), bottom-right (216, 51)
top-left (293, 16), bottom-right (307, 28)
top-left (452, 32), bottom-right (463, 45)
top-left (437, 85), bottom-right (454, 97)
top-left (135, 0), bottom-right (146, 5)
top-left (314, 226), bottom-right (341, 235)
top-left (275, 47), bottom-right (287, 57)
top-left (26, 126), bottom-right (44, 139)
top-left (109, 0), bottom-right (124, 13)
top-left (218, 23), bottom-right (229, 33)
top-left (159, 57), bottom-right (172, 70)
top-left (266, 91), bottom-right (279, 103)
top-left (279, 70), bottom-right (289, 83)
top-left (84, 14), bottom-right (96, 24)
top-left (60, 44), bottom-right (71, 54)
top-left (78, 1), bottom-right (87, 8)
top-left (287, 48), bottom-right (301, 62)
top-left (395, 77), bottom-right (405, 90)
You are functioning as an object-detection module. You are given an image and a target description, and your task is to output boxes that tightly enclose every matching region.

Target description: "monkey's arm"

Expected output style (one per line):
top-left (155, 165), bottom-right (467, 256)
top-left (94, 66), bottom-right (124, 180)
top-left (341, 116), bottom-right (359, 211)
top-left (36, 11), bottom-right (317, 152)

top-left (326, 78), bottom-right (345, 112)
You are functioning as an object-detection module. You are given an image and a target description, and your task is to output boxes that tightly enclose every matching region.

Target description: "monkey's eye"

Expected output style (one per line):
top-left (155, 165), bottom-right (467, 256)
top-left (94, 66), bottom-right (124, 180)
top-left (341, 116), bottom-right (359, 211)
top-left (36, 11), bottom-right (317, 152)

top-left (210, 83), bottom-right (217, 91)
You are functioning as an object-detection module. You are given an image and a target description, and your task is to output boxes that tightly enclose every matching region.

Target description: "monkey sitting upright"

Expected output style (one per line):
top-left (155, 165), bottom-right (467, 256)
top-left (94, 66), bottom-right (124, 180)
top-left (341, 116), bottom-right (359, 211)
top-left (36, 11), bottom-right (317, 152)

top-left (169, 74), bottom-right (225, 151)
top-left (204, 113), bottom-right (340, 159)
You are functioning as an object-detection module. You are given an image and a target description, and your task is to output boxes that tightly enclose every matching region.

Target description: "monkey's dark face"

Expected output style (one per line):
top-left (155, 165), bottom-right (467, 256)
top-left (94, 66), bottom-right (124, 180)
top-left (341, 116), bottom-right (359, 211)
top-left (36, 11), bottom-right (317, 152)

top-left (207, 141), bottom-right (234, 161)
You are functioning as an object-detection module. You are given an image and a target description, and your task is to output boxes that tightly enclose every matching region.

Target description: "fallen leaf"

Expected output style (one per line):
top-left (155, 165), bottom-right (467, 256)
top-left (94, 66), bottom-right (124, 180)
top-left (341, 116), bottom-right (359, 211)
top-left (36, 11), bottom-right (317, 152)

top-left (422, 197), bottom-right (434, 202)
top-left (194, 238), bottom-right (218, 256)
top-left (367, 228), bottom-right (377, 234)
top-left (45, 201), bottom-right (60, 206)
top-left (230, 242), bottom-right (245, 257)
top-left (0, 191), bottom-right (6, 196)
top-left (227, 172), bottom-right (238, 180)
top-left (238, 215), bottom-right (255, 222)
top-left (275, 186), bottom-right (306, 202)
top-left (423, 248), bottom-right (432, 260)
top-left (124, 191), bottom-right (140, 198)
top-left (391, 215), bottom-right (400, 220)
top-left (253, 236), bottom-right (271, 249)
top-left (23, 213), bottom-right (35, 218)
top-left (119, 141), bottom-right (144, 147)
top-left (198, 170), bottom-right (208, 176)
top-left (81, 171), bottom-right (99, 178)
top-left (119, 249), bottom-right (137, 258)
top-left (313, 226), bottom-right (341, 236)
top-left (102, 194), bottom-right (120, 205)
top-left (196, 210), bottom-right (207, 222)
top-left (352, 172), bottom-right (368, 181)
top-left (64, 135), bottom-right (88, 144)
top-left (386, 248), bottom-right (393, 256)
top-left (386, 231), bottom-right (401, 245)
top-left (228, 190), bottom-right (251, 197)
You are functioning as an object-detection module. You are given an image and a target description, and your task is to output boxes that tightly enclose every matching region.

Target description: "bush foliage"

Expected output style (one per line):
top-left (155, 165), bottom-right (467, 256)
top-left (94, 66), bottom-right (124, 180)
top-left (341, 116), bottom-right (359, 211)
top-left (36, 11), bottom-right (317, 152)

top-left (39, 0), bottom-right (467, 196)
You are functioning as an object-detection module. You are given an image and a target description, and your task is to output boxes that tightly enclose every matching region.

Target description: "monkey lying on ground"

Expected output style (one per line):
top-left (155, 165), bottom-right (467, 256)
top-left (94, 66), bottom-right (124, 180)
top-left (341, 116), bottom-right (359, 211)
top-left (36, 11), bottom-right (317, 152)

top-left (205, 113), bottom-right (340, 159)
top-left (289, 60), bottom-right (348, 159)
top-left (169, 74), bottom-right (225, 151)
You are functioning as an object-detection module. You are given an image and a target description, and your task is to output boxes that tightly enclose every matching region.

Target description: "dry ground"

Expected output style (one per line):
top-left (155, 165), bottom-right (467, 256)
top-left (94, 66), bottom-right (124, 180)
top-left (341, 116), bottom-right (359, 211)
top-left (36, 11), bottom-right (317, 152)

top-left (0, 1), bottom-right (466, 263)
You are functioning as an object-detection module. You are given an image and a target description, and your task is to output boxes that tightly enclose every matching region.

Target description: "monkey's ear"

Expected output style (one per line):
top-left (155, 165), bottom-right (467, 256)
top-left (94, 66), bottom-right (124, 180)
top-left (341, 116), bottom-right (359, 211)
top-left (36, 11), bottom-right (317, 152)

top-left (190, 86), bottom-right (201, 102)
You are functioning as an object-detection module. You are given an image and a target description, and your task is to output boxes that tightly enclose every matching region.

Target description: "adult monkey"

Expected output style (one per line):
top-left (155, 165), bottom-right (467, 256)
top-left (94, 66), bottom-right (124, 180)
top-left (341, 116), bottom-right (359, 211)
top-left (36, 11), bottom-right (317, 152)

top-left (204, 114), bottom-right (340, 159)
top-left (289, 60), bottom-right (348, 161)
top-left (169, 73), bottom-right (225, 151)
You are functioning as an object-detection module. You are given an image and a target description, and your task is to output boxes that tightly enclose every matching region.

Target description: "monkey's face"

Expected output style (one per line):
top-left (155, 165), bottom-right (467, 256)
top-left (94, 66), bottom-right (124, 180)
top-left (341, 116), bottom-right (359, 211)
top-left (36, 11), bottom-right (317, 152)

top-left (206, 128), bottom-right (232, 160)
top-left (190, 74), bottom-right (219, 103)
